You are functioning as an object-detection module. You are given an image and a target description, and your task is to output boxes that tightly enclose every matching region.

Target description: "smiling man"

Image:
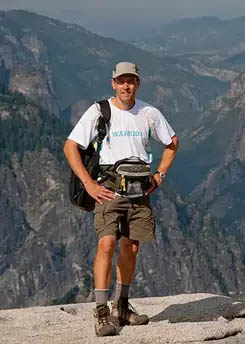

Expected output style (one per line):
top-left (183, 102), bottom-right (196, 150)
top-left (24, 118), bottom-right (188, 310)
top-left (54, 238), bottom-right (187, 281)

top-left (64, 62), bottom-right (178, 337)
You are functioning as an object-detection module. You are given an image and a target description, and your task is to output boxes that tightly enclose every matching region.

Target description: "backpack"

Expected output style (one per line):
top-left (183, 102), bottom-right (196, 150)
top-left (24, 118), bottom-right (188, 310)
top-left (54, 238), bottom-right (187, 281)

top-left (69, 99), bottom-right (111, 211)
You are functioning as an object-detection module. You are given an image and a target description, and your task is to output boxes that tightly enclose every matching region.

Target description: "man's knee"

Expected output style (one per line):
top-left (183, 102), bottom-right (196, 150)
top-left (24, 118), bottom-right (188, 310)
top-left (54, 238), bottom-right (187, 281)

top-left (131, 242), bottom-right (139, 255)
top-left (97, 235), bottom-right (116, 257)
top-left (120, 238), bottom-right (139, 256)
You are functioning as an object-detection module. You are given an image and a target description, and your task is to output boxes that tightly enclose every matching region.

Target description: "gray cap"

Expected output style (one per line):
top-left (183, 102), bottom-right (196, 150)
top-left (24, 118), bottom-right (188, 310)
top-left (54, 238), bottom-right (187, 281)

top-left (112, 62), bottom-right (140, 79)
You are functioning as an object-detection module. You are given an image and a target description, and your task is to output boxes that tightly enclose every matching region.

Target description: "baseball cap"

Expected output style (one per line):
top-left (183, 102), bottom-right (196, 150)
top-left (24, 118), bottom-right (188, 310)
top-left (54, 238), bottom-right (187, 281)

top-left (112, 62), bottom-right (140, 79)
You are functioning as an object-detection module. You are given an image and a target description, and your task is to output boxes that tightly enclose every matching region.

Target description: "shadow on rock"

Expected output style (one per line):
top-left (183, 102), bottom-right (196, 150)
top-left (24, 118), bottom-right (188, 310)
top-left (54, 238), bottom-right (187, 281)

top-left (150, 296), bottom-right (245, 323)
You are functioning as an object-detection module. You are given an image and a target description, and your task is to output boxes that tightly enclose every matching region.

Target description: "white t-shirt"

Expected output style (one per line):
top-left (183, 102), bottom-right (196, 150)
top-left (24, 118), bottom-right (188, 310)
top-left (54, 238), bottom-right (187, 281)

top-left (68, 98), bottom-right (175, 164)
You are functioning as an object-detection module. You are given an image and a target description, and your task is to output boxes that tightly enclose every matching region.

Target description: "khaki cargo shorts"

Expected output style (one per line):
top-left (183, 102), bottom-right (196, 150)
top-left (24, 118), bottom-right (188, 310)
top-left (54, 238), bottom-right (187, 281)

top-left (94, 195), bottom-right (155, 242)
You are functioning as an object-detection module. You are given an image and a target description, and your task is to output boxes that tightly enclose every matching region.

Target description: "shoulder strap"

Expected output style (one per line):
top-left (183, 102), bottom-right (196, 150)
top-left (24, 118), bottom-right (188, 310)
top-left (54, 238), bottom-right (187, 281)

top-left (97, 99), bottom-right (111, 123)
top-left (96, 99), bottom-right (111, 147)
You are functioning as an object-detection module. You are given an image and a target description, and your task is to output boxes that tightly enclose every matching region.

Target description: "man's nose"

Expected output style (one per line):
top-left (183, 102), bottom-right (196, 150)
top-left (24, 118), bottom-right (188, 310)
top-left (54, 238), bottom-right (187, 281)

top-left (122, 81), bottom-right (130, 87)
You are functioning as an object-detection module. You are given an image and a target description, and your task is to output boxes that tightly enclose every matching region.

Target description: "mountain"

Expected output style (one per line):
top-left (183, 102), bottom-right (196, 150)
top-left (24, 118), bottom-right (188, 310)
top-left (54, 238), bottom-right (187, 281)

top-left (172, 72), bottom-right (245, 228)
top-left (219, 51), bottom-right (245, 72)
top-left (0, 10), bottom-right (230, 134)
top-left (132, 16), bottom-right (245, 62)
top-left (0, 10), bottom-right (245, 309)
top-left (1, 91), bottom-right (245, 308)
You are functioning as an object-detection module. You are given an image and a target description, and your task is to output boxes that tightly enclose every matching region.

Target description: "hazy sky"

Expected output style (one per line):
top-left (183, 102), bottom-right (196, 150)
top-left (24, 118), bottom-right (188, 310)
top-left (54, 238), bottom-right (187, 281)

top-left (1, 0), bottom-right (245, 16)
top-left (1, 0), bottom-right (245, 39)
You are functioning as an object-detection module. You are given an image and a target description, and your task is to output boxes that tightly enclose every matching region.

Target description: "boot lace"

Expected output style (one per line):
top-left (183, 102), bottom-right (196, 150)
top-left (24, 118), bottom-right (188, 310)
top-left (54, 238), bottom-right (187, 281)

top-left (96, 306), bottom-right (111, 326)
top-left (127, 301), bottom-right (139, 315)
top-left (121, 298), bottom-right (139, 317)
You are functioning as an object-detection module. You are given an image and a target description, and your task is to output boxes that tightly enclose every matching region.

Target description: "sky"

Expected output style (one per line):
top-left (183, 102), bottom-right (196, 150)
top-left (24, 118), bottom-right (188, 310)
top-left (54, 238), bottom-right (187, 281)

top-left (1, 0), bottom-right (245, 17)
top-left (1, 0), bottom-right (245, 39)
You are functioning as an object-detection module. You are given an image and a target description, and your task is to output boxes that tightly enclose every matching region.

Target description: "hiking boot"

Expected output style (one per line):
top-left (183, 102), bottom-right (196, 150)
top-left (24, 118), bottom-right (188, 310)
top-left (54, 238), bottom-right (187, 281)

top-left (93, 304), bottom-right (117, 337)
top-left (111, 298), bottom-right (149, 326)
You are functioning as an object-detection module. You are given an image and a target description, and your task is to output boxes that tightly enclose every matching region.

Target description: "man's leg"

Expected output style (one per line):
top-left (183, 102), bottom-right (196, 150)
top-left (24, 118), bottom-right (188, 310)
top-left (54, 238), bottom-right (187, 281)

top-left (94, 235), bottom-right (116, 291)
top-left (117, 236), bottom-right (139, 284)
top-left (111, 236), bottom-right (149, 326)
top-left (93, 235), bottom-right (117, 337)
top-left (113, 237), bottom-right (139, 301)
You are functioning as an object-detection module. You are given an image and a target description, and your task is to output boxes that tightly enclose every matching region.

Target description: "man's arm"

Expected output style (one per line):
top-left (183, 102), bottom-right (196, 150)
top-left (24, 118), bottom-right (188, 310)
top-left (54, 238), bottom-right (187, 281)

top-left (63, 139), bottom-right (115, 203)
top-left (147, 135), bottom-right (179, 193)
top-left (155, 135), bottom-right (179, 174)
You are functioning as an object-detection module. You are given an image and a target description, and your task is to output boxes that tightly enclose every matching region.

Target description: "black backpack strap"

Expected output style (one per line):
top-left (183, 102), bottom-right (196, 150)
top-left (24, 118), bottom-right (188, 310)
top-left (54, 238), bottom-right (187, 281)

top-left (96, 100), bottom-right (111, 145)
top-left (97, 99), bottom-right (111, 123)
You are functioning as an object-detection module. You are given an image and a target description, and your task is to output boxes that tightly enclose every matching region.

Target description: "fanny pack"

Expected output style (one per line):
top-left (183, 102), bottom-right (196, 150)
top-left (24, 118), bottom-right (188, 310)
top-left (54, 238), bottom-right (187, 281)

top-left (101, 158), bottom-right (152, 198)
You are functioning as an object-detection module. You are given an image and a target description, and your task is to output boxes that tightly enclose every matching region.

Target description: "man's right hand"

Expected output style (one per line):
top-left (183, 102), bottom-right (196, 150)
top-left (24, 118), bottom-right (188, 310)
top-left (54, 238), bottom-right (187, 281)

top-left (85, 180), bottom-right (115, 204)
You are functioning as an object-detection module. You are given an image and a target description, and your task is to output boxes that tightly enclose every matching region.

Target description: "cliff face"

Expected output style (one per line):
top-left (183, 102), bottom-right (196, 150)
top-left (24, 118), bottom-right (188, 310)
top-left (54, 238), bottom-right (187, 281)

top-left (0, 13), bottom-right (59, 115)
top-left (133, 188), bottom-right (245, 298)
top-left (0, 152), bottom-right (96, 307)
top-left (0, 94), bottom-right (95, 308)
top-left (9, 66), bottom-right (57, 116)
top-left (179, 72), bottom-right (245, 226)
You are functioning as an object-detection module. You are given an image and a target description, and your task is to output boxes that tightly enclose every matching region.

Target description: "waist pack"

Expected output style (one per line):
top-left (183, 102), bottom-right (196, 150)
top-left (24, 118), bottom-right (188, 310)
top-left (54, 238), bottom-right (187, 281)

top-left (102, 157), bottom-right (152, 198)
top-left (69, 99), bottom-right (111, 211)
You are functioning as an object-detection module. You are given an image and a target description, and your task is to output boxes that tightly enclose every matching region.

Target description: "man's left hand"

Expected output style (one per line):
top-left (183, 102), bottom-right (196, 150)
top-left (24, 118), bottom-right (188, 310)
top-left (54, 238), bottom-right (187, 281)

top-left (145, 174), bottom-right (162, 195)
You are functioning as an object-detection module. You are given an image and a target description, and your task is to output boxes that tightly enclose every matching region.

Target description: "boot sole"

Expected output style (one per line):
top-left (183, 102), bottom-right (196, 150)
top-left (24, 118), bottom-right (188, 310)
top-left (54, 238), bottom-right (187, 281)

top-left (111, 317), bottom-right (149, 326)
top-left (95, 326), bottom-right (117, 337)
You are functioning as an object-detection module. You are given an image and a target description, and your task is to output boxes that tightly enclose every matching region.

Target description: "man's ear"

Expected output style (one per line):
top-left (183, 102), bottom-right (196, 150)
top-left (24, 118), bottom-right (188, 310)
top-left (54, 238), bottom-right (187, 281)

top-left (111, 78), bottom-right (116, 90)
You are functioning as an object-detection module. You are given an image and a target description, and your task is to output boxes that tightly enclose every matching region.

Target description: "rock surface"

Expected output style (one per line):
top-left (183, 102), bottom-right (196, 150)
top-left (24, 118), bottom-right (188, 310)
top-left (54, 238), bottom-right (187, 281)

top-left (1, 293), bottom-right (245, 344)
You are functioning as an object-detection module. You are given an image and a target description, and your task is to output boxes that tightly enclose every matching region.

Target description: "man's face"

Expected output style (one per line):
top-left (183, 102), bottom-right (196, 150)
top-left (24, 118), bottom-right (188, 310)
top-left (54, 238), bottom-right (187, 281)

top-left (112, 74), bottom-right (140, 104)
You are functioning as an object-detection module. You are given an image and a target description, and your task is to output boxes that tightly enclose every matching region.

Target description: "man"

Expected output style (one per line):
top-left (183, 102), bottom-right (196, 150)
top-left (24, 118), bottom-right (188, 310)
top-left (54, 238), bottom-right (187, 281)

top-left (64, 62), bottom-right (178, 337)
